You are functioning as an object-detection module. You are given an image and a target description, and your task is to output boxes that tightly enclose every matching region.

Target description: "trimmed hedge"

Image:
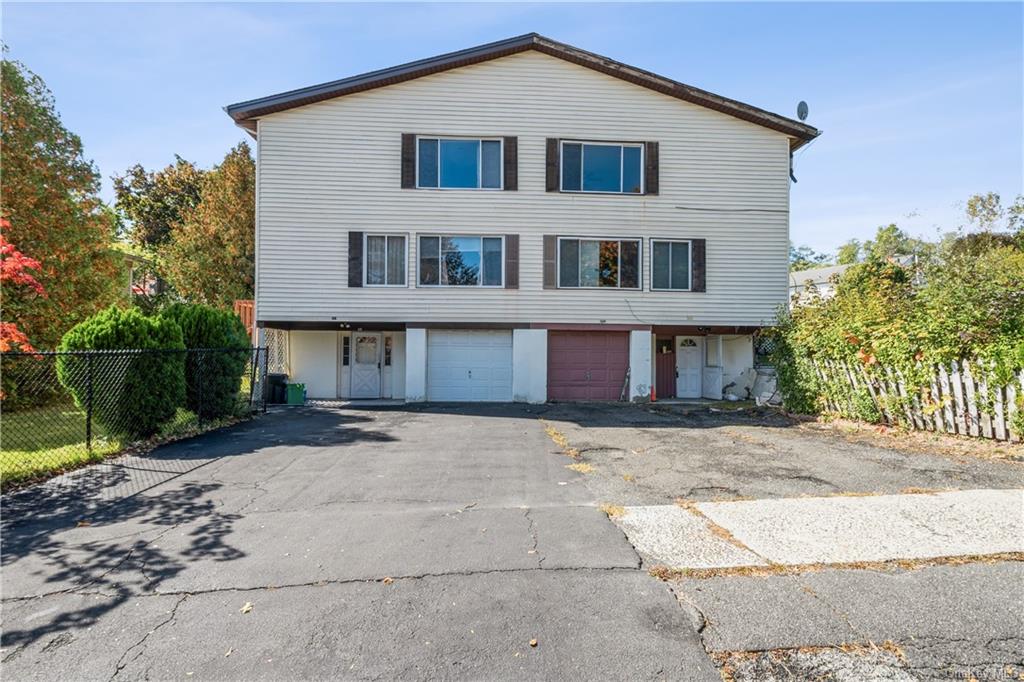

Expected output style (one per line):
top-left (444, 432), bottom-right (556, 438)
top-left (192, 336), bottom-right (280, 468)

top-left (160, 303), bottom-right (250, 419)
top-left (57, 306), bottom-right (186, 439)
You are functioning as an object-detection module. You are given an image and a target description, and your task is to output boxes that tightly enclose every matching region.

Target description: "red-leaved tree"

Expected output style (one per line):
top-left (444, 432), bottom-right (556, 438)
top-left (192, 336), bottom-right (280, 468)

top-left (0, 217), bottom-right (47, 352)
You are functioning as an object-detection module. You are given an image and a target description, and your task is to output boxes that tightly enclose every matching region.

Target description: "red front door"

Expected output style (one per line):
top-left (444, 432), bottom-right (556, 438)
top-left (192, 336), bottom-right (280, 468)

top-left (547, 331), bottom-right (630, 401)
top-left (655, 337), bottom-right (676, 398)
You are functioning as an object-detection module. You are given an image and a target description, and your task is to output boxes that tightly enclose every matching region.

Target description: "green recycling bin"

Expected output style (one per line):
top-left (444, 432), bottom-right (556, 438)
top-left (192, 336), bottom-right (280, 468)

top-left (286, 383), bottom-right (306, 405)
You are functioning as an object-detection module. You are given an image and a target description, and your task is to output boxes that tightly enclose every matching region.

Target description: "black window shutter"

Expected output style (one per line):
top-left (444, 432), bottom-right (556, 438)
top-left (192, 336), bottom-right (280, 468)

top-left (644, 141), bottom-right (659, 195)
top-left (503, 137), bottom-right (518, 191)
top-left (691, 238), bottom-right (706, 292)
top-left (504, 234), bottom-right (519, 288)
top-left (545, 139), bottom-right (559, 192)
top-left (542, 235), bottom-right (557, 288)
top-left (400, 134), bottom-right (416, 189)
top-left (348, 231), bottom-right (364, 287)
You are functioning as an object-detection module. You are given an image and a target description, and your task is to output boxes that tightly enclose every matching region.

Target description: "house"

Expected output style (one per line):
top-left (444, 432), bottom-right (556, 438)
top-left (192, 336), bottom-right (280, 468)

top-left (224, 34), bottom-right (819, 403)
top-left (789, 263), bottom-right (851, 305)
top-left (789, 256), bottom-right (915, 306)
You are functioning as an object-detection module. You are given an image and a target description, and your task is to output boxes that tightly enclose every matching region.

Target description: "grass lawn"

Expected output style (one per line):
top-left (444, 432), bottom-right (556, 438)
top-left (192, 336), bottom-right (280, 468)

top-left (1, 402), bottom-right (122, 487)
top-left (1, 401), bottom-right (247, 489)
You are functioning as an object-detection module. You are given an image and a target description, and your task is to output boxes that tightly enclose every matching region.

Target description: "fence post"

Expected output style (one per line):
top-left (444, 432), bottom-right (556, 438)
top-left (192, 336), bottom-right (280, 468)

top-left (248, 347), bottom-right (258, 412)
top-left (86, 352), bottom-right (94, 452)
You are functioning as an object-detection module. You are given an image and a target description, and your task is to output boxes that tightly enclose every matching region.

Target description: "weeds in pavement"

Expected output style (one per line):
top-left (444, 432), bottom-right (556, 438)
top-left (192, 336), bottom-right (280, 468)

top-left (599, 504), bottom-right (625, 518)
top-left (649, 551), bottom-right (1024, 581)
top-left (566, 462), bottom-right (594, 474)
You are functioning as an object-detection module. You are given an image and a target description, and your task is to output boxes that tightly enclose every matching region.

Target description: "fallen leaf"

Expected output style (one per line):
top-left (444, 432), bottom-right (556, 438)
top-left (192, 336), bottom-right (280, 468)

top-left (529, 638), bottom-right (538, 647)
top-left (240, 602), bottom-right (254, 614)
top-left (76, 520), bottom-right (91, 527)
top-left (225, 649), bottom-right (233, 657)
top-left (382, 577), bottom-right (394, 585)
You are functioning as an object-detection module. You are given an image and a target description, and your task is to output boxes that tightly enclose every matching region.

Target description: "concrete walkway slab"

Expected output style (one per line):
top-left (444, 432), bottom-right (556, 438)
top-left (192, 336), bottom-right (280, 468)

top-left (613, 490), bottom-right (1023, 570)
top-left (697, 488), bottom-right (1024, 565)
top-left (614, 506), bottom-right (767, 569)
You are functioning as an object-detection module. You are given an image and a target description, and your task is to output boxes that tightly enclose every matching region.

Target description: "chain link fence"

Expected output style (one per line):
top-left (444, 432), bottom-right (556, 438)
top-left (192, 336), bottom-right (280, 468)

top-left (1, 348), bottom-right (267, 489)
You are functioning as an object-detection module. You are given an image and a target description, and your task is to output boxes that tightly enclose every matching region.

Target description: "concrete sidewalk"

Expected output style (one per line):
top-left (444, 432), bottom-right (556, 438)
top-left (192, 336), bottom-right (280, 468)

top-left (613, 489), bottom-right (1024, 569)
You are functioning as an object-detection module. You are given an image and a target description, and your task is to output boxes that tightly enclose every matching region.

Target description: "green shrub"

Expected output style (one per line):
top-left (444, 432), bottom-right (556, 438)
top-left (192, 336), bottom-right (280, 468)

top-left (57, 306), bottom-right (186, 439)
top-left (772, 241), bottom-right (1024, 427)
top-left (159, 303), bottom-right (250, 419)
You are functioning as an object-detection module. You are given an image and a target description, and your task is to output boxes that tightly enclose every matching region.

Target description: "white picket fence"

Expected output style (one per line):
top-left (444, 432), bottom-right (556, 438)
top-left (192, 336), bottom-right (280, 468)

top-left (812, 358), bottom-right (1022, 442)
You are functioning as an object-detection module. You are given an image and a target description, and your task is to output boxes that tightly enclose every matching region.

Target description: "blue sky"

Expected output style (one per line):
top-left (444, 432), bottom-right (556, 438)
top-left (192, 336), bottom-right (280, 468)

top-left (4, 2), bottom-right (1021, 253)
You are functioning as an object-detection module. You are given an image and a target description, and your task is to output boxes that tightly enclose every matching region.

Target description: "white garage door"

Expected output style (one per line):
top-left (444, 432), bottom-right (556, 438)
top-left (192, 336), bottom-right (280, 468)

top-left (427, 330), bottom-right (513, 402)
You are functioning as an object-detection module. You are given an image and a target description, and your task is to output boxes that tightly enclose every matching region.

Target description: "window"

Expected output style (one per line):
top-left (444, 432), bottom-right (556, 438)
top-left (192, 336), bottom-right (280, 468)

top-left (561, 141), bottom-right (643, 194)
top-left (417, 138), bottom-right (502, 189)
top-left (557, 238), bottom-right (640, 289)
top-left (355, 335), bottom-right (379, 364)
top-left (384, 336), bottom-right (392, 366)
top-left (706, 338), bottom-right (720, 367)
top-left (365, 235), bottom-right (406, 286)
top-left (418, 235), bottom-right (503, 286)
top-left (342, 335), bottom-right (350, 366)
top-left (651, 240), bottom-right (692, 291)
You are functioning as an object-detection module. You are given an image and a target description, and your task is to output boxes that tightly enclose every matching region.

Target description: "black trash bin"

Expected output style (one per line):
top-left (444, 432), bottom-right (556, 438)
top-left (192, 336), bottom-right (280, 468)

top-left (267, 373), bottom-right (288, 404)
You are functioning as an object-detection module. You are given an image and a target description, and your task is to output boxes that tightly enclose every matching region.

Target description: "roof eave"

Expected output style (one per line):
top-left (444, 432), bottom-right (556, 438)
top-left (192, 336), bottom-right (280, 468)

top-left (225, 33), bottom-right (820, 145)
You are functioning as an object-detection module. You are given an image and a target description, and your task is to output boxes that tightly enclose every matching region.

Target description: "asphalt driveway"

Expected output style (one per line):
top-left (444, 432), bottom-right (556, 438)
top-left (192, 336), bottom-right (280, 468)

top-left (2, 402), bottom-right (1021, 681)
top-left (1, 404), bottom-right (717, 681)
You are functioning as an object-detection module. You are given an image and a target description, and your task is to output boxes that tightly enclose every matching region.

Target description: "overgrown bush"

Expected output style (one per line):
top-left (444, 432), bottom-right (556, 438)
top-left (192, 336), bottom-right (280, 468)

top-left (772, 240), bottom-right (1024, 429)
top-left (57, 306), bottom-right (185, 439)
top-left (159, 303), bottom-right (250, 419)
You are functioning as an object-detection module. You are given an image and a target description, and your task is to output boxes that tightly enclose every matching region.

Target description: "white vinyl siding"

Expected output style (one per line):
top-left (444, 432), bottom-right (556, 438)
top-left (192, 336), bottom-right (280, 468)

top-left (256, 50), bottom-right (791, 326)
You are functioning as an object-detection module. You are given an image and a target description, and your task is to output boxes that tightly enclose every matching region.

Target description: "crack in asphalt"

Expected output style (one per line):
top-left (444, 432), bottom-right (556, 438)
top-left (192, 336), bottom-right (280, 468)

top-left (522, 507), bottom-right (545, 567)
top-left (5, 565), bottom-right (645, 604)
top-left (108, 594), bottom-right (188, 681)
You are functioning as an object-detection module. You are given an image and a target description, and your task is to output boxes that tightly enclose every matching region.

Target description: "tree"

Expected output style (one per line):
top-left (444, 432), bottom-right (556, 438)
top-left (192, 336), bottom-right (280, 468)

top-left (862, 224), bottom-right (936, 265)
top-left (789, 243), bottom-right (831, 271)
top-left (161, 142), bottom-right (255, 308)
top-left (964, 191), bottom-right (1003, 232)
top-left (835, 239), bottom-right (861, 265)
top-left (0, 219), bottom-right (46, 352)
top-left (1, 57), bottom-right (122, 350)
top-left (112, 156), bottom-right (204, 250)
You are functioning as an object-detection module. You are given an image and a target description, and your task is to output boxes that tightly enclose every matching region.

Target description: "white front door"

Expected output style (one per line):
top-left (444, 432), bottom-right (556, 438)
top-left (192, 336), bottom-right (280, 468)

top-left (427, 330), bottom-right (513, 401)
top-left (350, 333), bottom-right (381, 399)
top-left (675, 336), bottom-right (703, 399)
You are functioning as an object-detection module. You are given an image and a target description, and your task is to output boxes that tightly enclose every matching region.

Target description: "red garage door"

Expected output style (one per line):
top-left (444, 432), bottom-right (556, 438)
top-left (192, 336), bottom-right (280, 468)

top-left (548, 331), bottom-right (630, 401)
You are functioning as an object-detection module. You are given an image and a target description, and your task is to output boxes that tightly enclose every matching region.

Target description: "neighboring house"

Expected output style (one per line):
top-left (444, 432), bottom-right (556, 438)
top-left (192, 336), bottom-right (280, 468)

top-left (123, 251), bottom-right (164, 298)
top-left (789, 256), bottom-right (916, 306)
top-left (224, 34), bottom-right (819, 403)
top-left (788, 263), bottom-right (851, 305)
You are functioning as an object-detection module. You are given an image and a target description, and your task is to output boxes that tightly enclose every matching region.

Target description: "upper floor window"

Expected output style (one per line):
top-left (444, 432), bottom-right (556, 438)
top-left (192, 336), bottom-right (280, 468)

top-left (561, 141), bottom-right (643, 194)
top-left (419, 235), bottom-right (503, 286)
top-left (365, 234), bottom-right (406, 286)
top-left (651, 239), bottom-right (691, 291)
top-left (417, 138), bottom-right (502, 189)
top-left (558, 238), bottom-right (640, 289)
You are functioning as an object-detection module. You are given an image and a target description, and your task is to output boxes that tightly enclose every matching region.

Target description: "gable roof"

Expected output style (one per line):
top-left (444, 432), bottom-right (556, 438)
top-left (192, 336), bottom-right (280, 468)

top-left (224, 33), bottom-right (821, 149)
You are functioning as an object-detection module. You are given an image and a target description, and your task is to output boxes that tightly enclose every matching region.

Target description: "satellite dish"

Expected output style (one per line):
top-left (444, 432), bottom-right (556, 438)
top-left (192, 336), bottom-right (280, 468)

top-left (797, 101), bottom-right (809, 121)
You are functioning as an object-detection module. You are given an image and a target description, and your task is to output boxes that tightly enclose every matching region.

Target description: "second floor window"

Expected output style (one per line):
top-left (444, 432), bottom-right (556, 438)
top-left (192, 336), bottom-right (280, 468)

top-left (365, 234), bottom-right (406, 286)
top-left (418, 138), bottom-right (502, 189)
top-left (419, 235), bottom-right (503, 286)
top-left (651, 240), bottom-right (691, 290)
top-left (558, 238), bottom-right (640, 288)
top-left (561, 141), bottom-right (643, 194)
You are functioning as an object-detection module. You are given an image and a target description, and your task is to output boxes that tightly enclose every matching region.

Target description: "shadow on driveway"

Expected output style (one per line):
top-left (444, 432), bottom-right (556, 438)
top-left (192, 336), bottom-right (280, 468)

top-left (0, 408), bottom-right (395, 652)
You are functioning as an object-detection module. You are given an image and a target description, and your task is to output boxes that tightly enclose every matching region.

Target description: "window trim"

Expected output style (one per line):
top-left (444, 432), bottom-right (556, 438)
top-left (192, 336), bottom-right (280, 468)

top-left (417, 233), bottom-right (505, 288)
top-left (363, 233), bottom-right (408, 287)
top-left (559, 140), bottom-right (645, 195)
top-left (555, 236), bottom-right (642, 290)
top-left (415, 136), bottom-right (504, 191)
top-left (649, 238), bottom-right (693, 292)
